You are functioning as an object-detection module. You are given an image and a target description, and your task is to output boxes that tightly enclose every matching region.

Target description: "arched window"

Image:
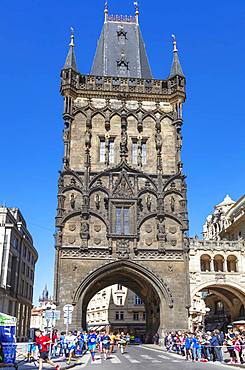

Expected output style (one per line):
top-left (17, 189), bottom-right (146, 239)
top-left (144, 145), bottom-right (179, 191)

top-left (214, 254), bottom-right (224, 272)
top-left (227, 255), bottom-right (237, 272)
top-left (200, 254), bottom-right (211, 272)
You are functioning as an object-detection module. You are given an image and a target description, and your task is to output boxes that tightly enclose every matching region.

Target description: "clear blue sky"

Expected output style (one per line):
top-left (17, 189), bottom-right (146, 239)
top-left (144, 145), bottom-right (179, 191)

top-left (0, 0), bottom-right (244, 304)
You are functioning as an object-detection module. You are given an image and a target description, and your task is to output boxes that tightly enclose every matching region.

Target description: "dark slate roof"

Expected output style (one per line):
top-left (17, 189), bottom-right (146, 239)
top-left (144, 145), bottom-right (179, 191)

top-left (169, 49), bottom-right (184, 78)
top-left (91, 16), bottom-right (152, 79)
top-left (63, 38), bottom-right (77, 71)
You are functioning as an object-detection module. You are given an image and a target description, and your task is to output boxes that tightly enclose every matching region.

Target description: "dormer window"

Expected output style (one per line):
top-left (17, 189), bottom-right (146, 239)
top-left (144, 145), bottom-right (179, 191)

top-left (117, 26), bottom-right (127, 44)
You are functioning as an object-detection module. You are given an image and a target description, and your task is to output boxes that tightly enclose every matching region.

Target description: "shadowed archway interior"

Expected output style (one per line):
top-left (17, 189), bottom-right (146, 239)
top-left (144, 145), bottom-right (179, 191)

top-left (72, 261), bottom-right (172, 342)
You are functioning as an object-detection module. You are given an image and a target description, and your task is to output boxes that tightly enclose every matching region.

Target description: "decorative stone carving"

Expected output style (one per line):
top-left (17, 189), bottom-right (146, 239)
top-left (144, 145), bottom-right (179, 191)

top-left (169, 226), bottom-right (177, 234)
top-left (145, 224), bottom-right (152, 233)
top-left (145, 239), bottom-right (153, 246)
top-left (168, 264), bottom-right (174, 273)
top-left (68, 236), bottom-right (76, 244)
top-left (170, 239), bottom-right (177, 247)
top-left (80, 220), bottom-right (89, 240)
top-left (94, 238), bottom-right (101, 245)
top-left (95, 194), bottom-right (101, 210)
top-left (91, 98), bottom-right (106, 109)
top-left (69, 223), bottom-right (76, 232)
top-left (146, 194), bottom-right (152, 211)
top-left (170, 196), bottom-right (175, 212)
top-left (70, 193), bottom-right (76, 209)
top-left (157, 220), bottom-right (167, 241)
top-left (94, 225), bottom-right (101, 232)
top-left (116, 239), bottom-right (130, 259)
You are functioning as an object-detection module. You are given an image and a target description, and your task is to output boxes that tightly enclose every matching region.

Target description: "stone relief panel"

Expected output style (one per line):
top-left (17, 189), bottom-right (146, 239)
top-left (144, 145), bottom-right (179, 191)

top-left (70, 112), bottom-right (86, 171)
top-left (90, 190), bottom-right (108, 215)
top-left (88, 215), bottom-right (107, 247)
top-left (161, 117), bottom-right (176, 175)
top-left (140, 218), bottom-right (157, 247)
top-left (165, 217), bottom-right (182, 248)
top-left (63, 215), bottom-right (81, 246)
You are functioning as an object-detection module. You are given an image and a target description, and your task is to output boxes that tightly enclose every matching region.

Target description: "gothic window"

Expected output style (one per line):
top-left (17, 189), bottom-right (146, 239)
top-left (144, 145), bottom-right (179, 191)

top-left (142, 142), bottom-right (147, 164)
top-left (109, 140), bottom-right (114, 163)
top-left (117, 28), bottom-right (128, 44)
top-left (115, 207), bottom-right (130, 235)
top-left (131, 141), bottom-right (137, 164)
top-left (99, 139), bottom-right (105, 162)
top-left (99, 138), bottom-right (114, 164)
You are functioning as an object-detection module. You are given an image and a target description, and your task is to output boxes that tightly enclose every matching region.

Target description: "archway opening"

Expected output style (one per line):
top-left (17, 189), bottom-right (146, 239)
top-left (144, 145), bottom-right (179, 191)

top-left (191, 284), bottom-right (245, 332)
top-left (86, 284), bottom-right (146, 342)
top-left (73, 261), bottom-right (170, 343)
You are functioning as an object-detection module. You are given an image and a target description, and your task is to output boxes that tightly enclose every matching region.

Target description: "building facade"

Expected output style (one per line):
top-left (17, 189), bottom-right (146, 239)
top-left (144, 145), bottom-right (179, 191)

top-left (189, 194), bottom-right (245, 331)
top-left (54, 3), bottom-right (190, 340)
top-left (87, 284), bottom-right (146, 335)
top-left (0, 206), bottom-right (38, 341)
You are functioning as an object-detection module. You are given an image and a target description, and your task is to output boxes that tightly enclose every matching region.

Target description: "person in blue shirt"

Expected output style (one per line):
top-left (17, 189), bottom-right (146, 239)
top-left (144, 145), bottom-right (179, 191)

top-left (87, 331), bottom-right (97, 362)
top-left (191, 334), bottom-right (201, 361)
top-left (184, 333), bottom-right (192, 361)
top-left (101, 332), bottom-right (111, 360)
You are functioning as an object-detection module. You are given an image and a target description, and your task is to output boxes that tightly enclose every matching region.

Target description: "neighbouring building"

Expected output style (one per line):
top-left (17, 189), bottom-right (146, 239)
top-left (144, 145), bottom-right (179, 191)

top-left (30, 285), bottom-right (55, 333)
top-left (0, 206), bottom-right (38, 341)
top-left (54, 2), bottom-right (190, 340)
top-left (87, 284), bottom-right (146, 336)
top-left (189, 194), bottom-right (245, 331)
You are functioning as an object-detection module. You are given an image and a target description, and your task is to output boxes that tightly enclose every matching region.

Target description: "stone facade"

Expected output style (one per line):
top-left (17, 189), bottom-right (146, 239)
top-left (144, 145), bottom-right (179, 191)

top-left (0, 206), bottom-right (38, 341)
top-left (87, 284), bottom-right (146, 335)
top-left (54, 6), bottom-right (190, 340)
top-left (190, 194), bottom-right (245, 331)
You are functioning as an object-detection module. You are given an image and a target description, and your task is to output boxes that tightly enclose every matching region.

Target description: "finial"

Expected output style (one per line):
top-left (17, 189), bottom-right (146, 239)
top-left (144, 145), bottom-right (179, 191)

top-left (104, 1), bottom-right (108, 22)
top-left (172, 34), bottom-right (178, 52)
top-left (134, 1), bottom-right (139, 24)
top-left (70, 27), bottom-right (75, 47)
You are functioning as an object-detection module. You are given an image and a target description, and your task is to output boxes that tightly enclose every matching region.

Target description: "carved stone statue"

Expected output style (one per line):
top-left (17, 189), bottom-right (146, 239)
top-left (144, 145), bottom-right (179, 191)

top-left (80, 220), bottom-right (89, 239)
top-left (95, 194), bottom-right (101, 209)
top-left (170, 196), bottom-right (175, 212)
top-left (137, 136), bottom-right (142, 166)
top-left (155, 131), bottom-right (162, 150)
top-left (85, 130), bottom-right (91, 148)
top-left (146, 194), bottom-right (152, 211)
top-left (70, 193), bottom-right (76, 209)
top-left (157, 220), bottom-right (167, 241)
top-left (63, 128), bottom-right (69, 142)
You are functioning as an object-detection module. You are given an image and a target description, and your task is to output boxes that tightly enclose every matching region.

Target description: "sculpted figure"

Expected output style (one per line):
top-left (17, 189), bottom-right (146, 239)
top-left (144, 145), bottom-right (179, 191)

top-left (170, 196), bottom-right (175, 212)
top-left (146, 194), bottom-right (152, 211)
top-left (70, 193), bottom-right (76, 209)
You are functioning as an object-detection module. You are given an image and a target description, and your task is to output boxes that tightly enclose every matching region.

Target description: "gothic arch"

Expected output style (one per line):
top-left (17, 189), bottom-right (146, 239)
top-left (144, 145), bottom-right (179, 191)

top-left (61, 210), bottom-right (81, 225)
top-left (72, 260), bottom-right (174, 341)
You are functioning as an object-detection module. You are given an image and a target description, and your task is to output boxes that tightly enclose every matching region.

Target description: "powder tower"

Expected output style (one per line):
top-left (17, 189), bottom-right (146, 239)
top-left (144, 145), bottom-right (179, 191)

top-left (54, 3), bottom-right (190, 339)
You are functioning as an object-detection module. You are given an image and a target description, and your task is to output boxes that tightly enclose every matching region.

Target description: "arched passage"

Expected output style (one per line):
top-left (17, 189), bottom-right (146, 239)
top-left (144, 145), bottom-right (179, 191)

top-left (191, 282), bottom-right (245, 331)
top-left (72, 260), bottom-right (173, 342)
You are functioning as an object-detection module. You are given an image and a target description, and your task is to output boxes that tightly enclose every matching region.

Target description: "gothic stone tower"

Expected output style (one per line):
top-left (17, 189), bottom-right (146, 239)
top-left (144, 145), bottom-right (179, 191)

top-left (54, 4), bottom-right (189, 339)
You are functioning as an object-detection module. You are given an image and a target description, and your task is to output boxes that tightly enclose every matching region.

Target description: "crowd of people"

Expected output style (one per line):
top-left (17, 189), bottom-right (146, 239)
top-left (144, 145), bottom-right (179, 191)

top-left (33, 329), bottom-right (131, 369)
top-left (162, 328), bottom-right (245, 364)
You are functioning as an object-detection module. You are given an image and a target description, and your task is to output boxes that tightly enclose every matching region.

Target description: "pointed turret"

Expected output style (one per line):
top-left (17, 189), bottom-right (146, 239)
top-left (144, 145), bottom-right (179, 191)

top-left (63, 28), bottom-right (77, 71)
top-left (169, 34), bottom-right (184, 78)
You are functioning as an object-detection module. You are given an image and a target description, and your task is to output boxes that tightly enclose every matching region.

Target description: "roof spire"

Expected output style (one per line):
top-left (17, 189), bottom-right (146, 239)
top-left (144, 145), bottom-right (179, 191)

top-left (104, 1), bottom-right (108, 22)
top-left (63, 27), bottom-right (78, 71)
top-left (134, 1), bottom-right (139, 24)
top-left (169, 34), bottom-right (184, 78)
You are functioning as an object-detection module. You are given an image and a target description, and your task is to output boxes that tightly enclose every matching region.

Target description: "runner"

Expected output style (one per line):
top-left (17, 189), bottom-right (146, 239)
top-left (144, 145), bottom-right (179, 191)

top-left (109, 332), bottom-right (116, 353)
top-left (35, 330), bottom-right (60, 370)
top-left (65, 331), bottom-right (77, 364)
top-left (87, 330), bottom-right (97, 362)
top-left (118, 332), bottom-right (127, 354)
top-left (102, 332), bottom-right (111, 360)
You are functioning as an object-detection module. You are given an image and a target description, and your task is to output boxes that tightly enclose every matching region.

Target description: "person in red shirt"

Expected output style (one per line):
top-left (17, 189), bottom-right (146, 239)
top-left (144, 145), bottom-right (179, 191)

top-left (35, 330), bottom-right (60, 370)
